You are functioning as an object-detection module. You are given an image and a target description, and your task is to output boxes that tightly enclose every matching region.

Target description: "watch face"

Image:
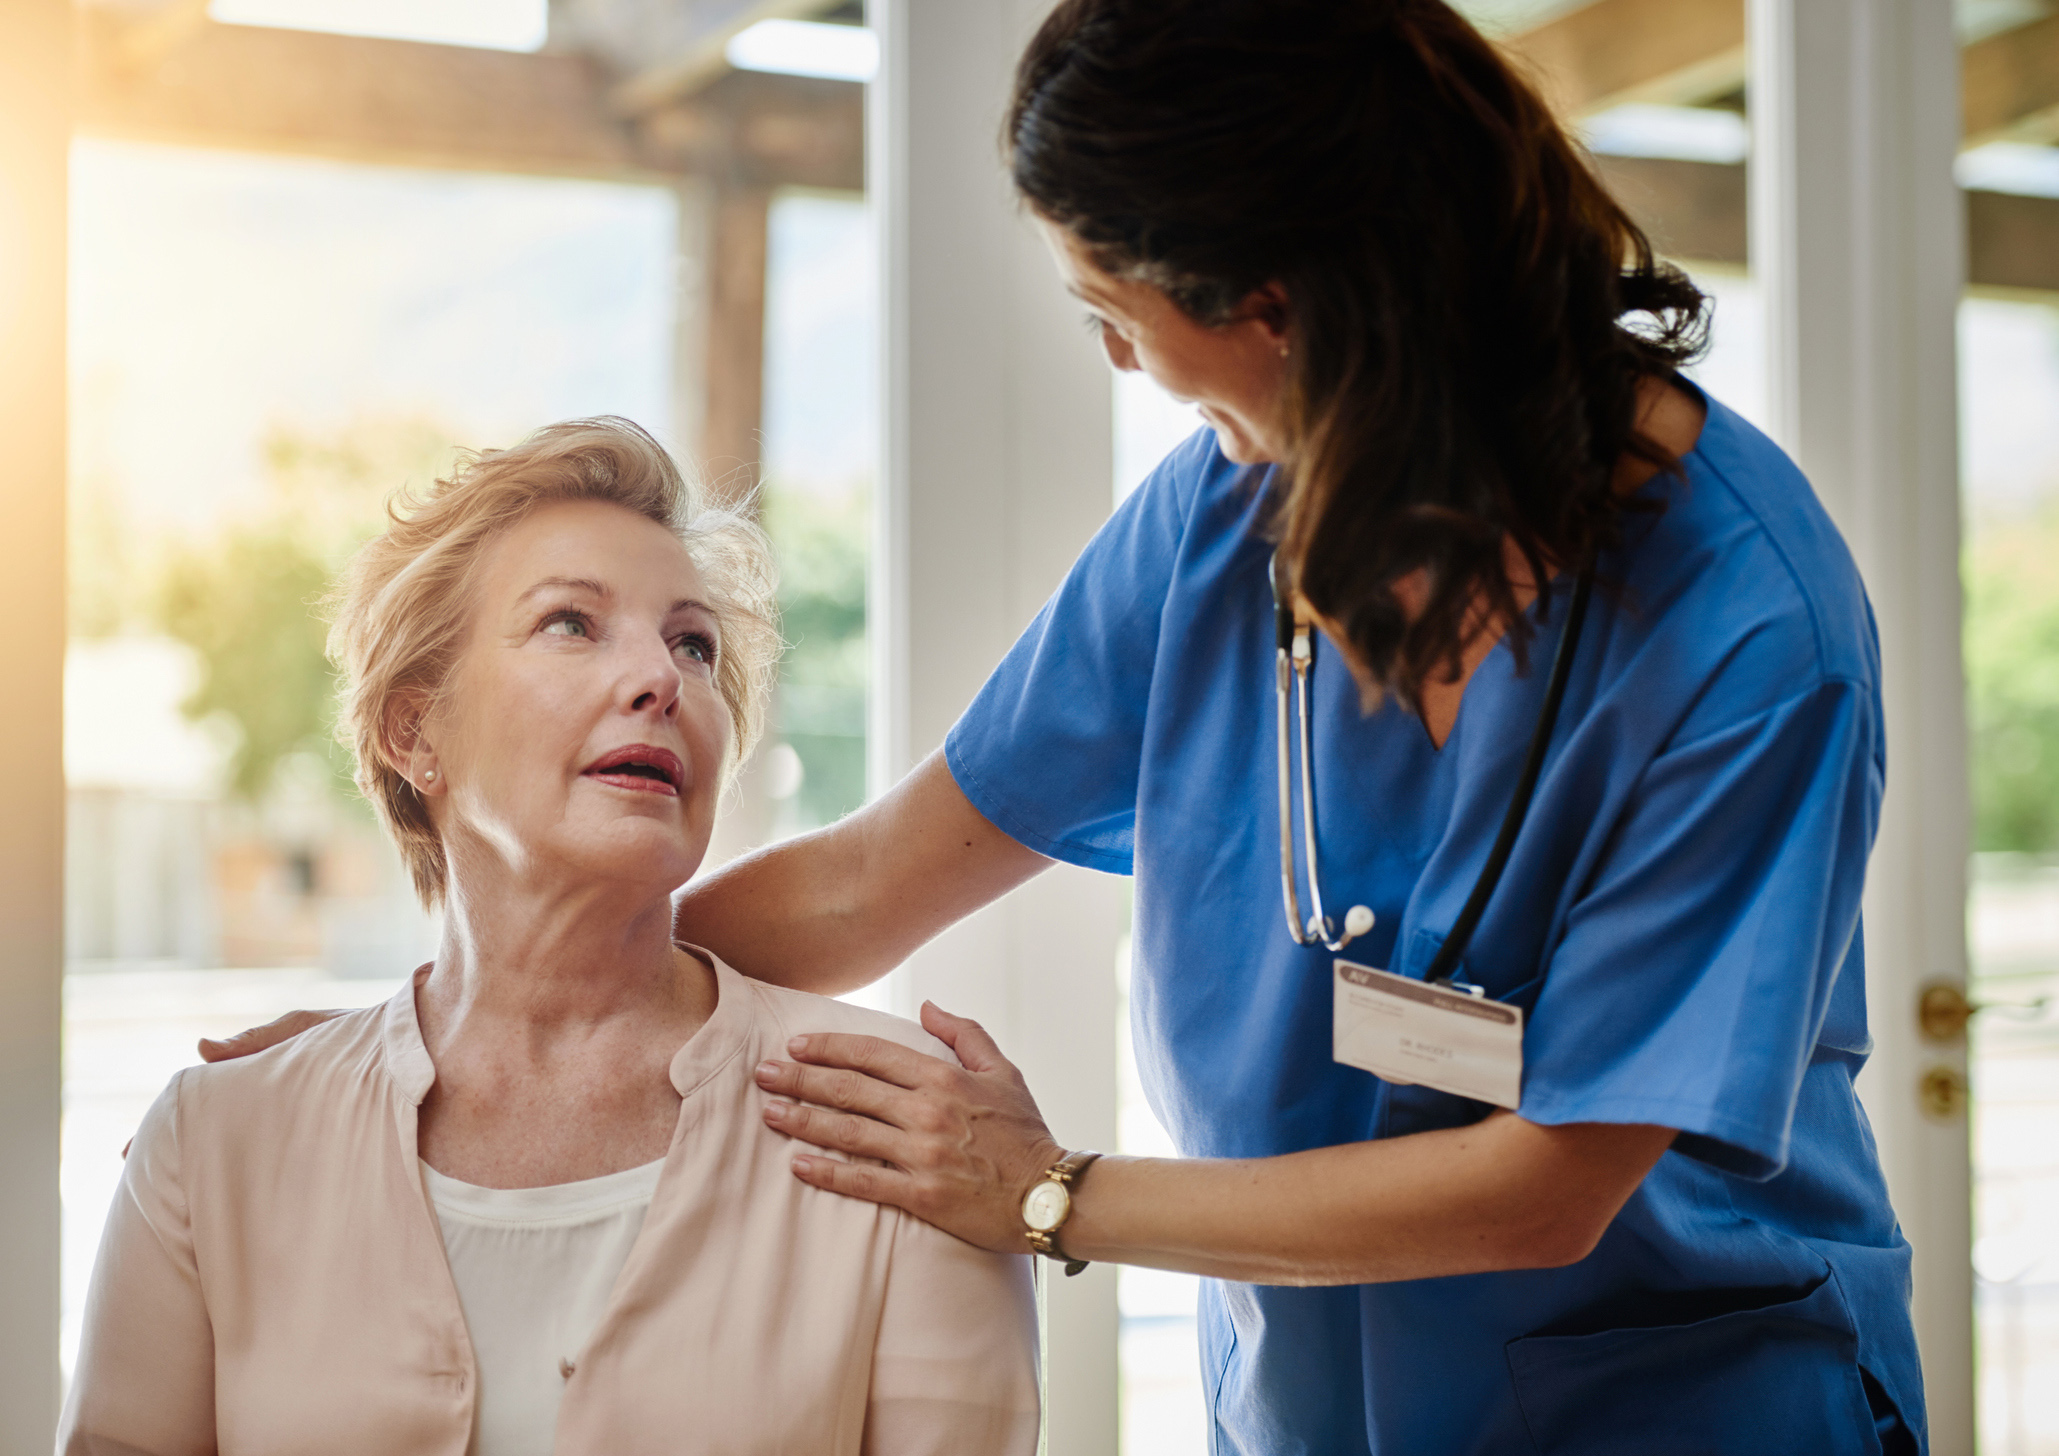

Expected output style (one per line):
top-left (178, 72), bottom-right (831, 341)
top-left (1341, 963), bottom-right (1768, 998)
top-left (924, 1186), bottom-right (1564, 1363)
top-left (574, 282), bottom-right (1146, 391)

top-left (1023, 1179), bottom-right (1071, 1232)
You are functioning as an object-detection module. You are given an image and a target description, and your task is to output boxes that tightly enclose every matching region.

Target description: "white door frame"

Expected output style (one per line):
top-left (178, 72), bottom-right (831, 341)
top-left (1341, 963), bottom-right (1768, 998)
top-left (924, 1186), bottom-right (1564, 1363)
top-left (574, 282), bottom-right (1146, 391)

top-left (0, 0), bottom-right (71, 1443)
top-left (871, 3), bottom-right (1125, 1452)
top-left (1750, 0), bottom-right (1973, 1448)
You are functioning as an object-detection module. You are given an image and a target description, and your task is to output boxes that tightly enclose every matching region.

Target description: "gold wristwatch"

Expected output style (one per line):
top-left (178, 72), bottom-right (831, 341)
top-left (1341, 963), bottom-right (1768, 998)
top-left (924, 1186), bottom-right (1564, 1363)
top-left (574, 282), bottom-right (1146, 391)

top-left (1022, 1150), bottom-right (1102, 1276)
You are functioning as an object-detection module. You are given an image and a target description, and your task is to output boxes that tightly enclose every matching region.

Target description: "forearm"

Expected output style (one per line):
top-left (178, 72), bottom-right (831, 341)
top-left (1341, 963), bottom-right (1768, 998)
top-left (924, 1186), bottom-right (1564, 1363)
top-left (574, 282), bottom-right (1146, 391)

top-left (1060, 1114), bottom-right (1675, 1286)
top-left (764, 1016), bottom-right (1677, 1282)
top-left (676, 749), bottom-right (1050, 995)
top-left (677, 823), bottom-right (880, 995)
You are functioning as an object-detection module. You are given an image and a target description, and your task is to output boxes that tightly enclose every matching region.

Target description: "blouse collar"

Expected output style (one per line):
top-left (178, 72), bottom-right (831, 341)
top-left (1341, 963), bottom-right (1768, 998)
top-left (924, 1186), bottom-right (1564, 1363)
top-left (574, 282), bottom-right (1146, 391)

top-left (377, 947), bottom-right (754, 1107)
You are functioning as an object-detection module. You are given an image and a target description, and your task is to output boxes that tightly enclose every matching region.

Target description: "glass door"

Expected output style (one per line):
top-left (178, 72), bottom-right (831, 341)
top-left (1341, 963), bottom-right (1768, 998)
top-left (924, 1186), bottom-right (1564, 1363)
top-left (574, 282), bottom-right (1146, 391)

top-left (1962, 292), bottom-right (2059, 1456)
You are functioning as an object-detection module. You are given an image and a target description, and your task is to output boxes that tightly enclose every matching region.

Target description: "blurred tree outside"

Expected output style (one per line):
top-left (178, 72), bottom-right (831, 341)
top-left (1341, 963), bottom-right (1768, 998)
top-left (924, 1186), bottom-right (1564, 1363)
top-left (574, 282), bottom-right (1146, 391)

top-left (158, 527), bottom-right (340, 800)
top-left (763, 485), bottom-right (869, 830)
top-left (152, 417), bottom-right (460, 802)
top-left (1966, 503), bottom-right (2059, 854)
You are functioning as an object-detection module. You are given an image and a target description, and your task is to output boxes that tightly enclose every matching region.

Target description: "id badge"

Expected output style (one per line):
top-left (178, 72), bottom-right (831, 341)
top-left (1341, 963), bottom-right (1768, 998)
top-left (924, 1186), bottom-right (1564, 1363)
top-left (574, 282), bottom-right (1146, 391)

top-left (1333, 960), bottom-right (1523, 1109)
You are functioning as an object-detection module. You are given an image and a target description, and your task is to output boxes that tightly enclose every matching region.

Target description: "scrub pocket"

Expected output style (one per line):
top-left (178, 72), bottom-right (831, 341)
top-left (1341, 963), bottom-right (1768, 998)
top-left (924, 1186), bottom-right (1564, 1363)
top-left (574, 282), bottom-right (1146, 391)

top-left (1504, 1273), bottom-right (1883, 1456)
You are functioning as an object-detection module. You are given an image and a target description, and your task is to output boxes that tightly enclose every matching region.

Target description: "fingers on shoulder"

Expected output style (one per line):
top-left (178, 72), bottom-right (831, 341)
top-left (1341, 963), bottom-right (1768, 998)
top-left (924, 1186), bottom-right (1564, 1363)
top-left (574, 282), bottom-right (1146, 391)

top-left (199, 1008), bottom-right (348, 1062)
top-left (793, 1151), bottom-right (911, 1206)
top-left (778, 1100), bottom-right (905, 1161)
top-left (791, 1028), bottom-right (958, 1088)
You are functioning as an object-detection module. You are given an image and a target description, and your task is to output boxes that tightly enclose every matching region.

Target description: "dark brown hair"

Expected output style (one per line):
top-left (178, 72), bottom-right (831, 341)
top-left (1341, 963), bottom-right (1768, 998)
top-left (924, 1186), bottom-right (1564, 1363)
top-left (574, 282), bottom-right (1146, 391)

top-left (1008, 0), bottom-right (1707, 704)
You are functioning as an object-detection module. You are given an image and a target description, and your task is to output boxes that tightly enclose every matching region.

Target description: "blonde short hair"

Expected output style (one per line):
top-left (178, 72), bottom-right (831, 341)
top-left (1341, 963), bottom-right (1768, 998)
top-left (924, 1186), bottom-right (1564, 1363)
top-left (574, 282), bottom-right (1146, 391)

top-left (328, 417), bottom-right (780, 906)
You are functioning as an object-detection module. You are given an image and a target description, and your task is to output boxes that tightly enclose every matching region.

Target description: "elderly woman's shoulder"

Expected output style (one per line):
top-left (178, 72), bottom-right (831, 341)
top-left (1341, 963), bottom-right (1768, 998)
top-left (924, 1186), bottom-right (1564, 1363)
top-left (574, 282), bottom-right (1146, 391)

top-left (123, 998), bottom-right (398, 1193)
top-left (184, 998), bottom-right (398, 1110)
top-left (743, 978), bottom-right (961, 1068)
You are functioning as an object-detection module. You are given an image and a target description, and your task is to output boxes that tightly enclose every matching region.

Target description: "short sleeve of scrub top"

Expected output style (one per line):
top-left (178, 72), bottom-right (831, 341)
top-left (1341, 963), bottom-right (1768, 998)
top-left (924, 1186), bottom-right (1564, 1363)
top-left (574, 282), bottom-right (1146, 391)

top-left (943, 427), bottom-right (1203, 876)
top-left (945, 399), bottom-right (1925, 1456)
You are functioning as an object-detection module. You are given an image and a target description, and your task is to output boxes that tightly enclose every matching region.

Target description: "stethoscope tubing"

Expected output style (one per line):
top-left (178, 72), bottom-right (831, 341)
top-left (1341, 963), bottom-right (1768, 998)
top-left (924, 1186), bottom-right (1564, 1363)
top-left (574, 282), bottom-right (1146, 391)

top-left (1272, 552), bottom-right (1596, 981)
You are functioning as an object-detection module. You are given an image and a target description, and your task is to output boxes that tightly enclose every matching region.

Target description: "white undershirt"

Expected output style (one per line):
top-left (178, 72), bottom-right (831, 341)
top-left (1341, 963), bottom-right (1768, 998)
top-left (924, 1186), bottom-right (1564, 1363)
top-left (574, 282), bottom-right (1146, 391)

top-left (423, 1157), bottom-right (666, 1456)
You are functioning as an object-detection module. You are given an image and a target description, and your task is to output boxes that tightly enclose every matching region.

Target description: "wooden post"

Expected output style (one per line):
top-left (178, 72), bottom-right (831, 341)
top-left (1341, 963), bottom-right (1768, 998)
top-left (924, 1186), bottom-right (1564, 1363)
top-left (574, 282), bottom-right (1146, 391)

top-left (0, 0), bottom-right (71, 1443)
top-left (686, 178), bottom-right (779, 869)
top-left (701, 181), bottom-right (773, 501)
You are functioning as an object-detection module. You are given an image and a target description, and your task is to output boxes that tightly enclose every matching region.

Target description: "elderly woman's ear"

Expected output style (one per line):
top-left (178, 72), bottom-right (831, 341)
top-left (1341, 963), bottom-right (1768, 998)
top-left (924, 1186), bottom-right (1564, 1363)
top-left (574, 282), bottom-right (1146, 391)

top-left (380, 693), bottom-right (443, 798)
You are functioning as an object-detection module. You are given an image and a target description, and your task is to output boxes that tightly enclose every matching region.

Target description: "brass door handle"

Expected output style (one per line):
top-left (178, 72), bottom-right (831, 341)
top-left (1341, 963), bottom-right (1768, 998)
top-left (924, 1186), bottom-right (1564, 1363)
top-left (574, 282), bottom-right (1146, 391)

top-left (1919, 983), bottom-right (1975, 1044)
top-left (1918, 981), bottom-right (2052, 1045)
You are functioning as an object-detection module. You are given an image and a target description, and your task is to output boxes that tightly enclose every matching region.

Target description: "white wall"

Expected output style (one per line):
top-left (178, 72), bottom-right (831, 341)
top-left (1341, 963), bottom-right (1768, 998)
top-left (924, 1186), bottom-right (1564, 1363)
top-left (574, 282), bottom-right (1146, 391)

top-left (871, 3), bottom-right (1124, 1450)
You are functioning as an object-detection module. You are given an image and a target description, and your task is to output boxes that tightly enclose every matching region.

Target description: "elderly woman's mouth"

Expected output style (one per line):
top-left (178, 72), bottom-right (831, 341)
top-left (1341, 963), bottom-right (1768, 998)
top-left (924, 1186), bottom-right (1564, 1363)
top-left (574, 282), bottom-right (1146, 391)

top-left (582, 745), bottom-right (685, 796)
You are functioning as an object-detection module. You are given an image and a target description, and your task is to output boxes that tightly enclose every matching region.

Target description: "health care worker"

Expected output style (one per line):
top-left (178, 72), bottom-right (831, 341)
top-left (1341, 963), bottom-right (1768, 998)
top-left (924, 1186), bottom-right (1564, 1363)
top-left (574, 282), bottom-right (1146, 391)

top-left (212, 0), bottom-right (1923, 1449)
top-left (739, 0), bottom-right (1924, 1436)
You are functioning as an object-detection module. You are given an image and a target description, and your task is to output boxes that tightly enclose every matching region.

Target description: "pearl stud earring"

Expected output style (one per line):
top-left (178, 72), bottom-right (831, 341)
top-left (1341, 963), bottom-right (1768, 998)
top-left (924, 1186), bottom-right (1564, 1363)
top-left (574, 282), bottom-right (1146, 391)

top-left (424, 769), bottom-right (436, 783)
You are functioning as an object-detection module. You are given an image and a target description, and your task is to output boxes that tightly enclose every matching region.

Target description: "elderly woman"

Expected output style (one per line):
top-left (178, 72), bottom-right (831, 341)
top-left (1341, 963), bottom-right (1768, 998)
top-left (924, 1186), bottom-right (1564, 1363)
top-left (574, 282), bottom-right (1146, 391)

top-left (60, 419), bottom-right (1040, 1455)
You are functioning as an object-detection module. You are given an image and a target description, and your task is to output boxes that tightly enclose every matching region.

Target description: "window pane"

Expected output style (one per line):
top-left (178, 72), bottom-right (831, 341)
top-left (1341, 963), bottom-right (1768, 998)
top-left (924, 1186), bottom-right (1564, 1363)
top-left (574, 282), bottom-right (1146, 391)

top-left (761, 192), bottom-right (874, 838)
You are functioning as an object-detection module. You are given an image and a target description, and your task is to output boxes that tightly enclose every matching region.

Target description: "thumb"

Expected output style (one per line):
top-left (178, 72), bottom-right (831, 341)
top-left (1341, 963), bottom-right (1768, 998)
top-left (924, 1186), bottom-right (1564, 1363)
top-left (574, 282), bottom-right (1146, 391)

top-left (919, 1001), bottom-right (1012, 1075)
top-left (199, 1008), bottom-right (346, 1063)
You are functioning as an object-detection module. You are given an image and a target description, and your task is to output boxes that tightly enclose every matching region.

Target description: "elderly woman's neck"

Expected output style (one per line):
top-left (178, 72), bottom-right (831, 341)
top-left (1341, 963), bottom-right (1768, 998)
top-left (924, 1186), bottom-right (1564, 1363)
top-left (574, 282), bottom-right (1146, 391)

top-left (413, 877), bottom-right (714, 1188)
top-left (425, 877), bottom-right (713, 1035)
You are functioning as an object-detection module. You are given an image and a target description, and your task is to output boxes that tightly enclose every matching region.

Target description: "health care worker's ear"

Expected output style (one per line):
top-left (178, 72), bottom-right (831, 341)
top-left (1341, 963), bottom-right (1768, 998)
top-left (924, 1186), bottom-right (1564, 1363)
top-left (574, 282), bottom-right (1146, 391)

top-left (1232, 281), bottom-right (1294, 352)
top-left (379, 690), bottom-right (445, 800)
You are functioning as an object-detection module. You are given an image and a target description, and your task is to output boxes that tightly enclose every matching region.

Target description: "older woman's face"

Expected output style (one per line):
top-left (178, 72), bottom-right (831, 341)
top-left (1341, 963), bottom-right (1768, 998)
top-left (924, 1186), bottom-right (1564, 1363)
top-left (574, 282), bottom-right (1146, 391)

top-left (421, 499), bottom-right (730, 897)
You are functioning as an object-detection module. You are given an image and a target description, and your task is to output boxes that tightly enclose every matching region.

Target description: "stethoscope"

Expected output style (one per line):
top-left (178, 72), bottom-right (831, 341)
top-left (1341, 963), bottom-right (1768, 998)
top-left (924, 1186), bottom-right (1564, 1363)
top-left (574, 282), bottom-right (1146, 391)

top-left (1271, 551), bottom-right (1596, 979)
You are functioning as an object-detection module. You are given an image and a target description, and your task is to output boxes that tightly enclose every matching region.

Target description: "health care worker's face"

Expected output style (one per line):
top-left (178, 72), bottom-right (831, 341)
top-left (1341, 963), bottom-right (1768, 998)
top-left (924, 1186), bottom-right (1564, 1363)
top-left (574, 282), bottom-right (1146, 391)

top-left (1040, 219), bottom-right (1293, 465)
top-left (410, 499), bottom-right (730, 901)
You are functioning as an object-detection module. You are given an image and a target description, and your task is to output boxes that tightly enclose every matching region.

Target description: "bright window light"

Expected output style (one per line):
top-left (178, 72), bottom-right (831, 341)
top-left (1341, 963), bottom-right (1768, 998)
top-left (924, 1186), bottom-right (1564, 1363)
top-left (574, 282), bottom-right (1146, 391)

top-left (1957, 142), bottom-right (2059, 199)
top-left (725, 19), bottom-right (878, 82)
top-left (206, 0), bottom-right (548, 52)
top-left (1578, 104), bottom-right (1748, 165)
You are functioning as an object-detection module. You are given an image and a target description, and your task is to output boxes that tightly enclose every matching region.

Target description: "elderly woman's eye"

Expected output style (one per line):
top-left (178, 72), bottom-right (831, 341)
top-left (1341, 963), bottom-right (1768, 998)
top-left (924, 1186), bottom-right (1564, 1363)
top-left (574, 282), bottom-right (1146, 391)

top-left (541, 610), bottom-right (592, 638)
top-left (674, 632), bottom-right (716, 666)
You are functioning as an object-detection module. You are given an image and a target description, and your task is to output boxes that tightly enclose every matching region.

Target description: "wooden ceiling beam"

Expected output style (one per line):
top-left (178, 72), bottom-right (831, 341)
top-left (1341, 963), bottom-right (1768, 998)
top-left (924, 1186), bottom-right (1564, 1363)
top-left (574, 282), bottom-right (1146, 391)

top-left (107, 0), bottom-right (212, 77)
top-left (1967, 187), bottom-right (2059, 292)
top-left (608, 0), bottom-right (829, 117)
top-left (1594, 154), bottom-right (1748, 263)
top-left (75, 11), bottom-right (863, 193)
top-left (78, 12), bottom-right (653, 181)
top-left (639, 70), bottom-right (863, 192)
top-left (1596, 154), bottom-right (2059, 294)
top-left (1505, 0), bottom-right (1744, 118)
top-left (1510, 0), bottom-right (2059, 147)
top-left (1962, 11), bottom-right (2059, 145)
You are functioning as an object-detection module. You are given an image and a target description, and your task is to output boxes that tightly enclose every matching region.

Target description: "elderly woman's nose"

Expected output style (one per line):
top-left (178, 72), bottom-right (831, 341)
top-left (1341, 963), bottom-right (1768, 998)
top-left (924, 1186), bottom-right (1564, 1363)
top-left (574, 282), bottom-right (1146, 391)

top-left (622, 630), bottom-right (685, 716)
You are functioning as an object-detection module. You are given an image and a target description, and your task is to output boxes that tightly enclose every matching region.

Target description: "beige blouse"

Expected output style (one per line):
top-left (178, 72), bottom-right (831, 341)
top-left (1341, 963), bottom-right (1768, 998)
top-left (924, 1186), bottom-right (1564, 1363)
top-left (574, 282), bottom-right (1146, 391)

top-left (60, 954), bottom-right (1041, 1456)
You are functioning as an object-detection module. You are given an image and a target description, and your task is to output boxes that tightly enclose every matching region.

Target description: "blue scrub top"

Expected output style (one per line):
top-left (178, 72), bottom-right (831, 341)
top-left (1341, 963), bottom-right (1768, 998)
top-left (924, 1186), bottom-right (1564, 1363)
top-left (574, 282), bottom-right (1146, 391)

top-left (945, 396), bottom-right (1924, 1456)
